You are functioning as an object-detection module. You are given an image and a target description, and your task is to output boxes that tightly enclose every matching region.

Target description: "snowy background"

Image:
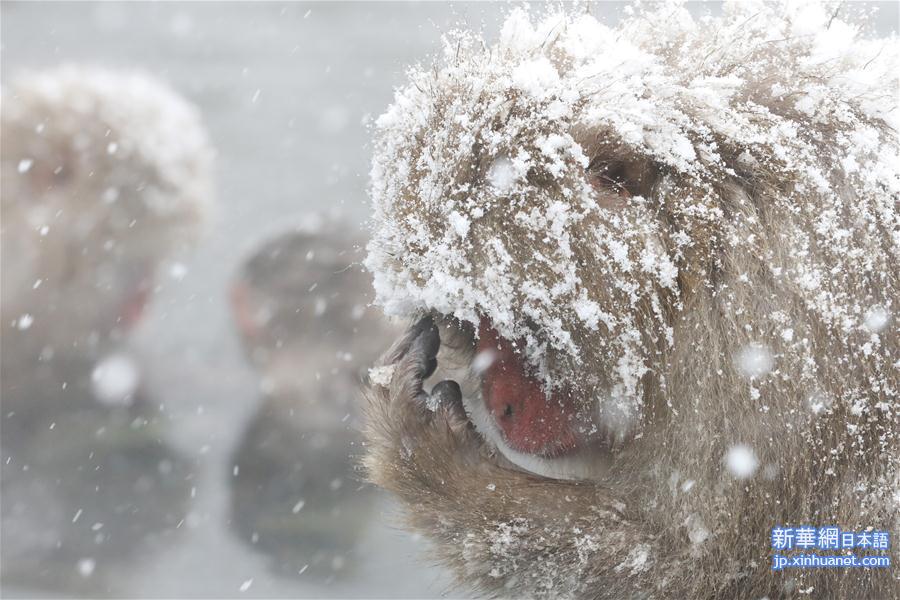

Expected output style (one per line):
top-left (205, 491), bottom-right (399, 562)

top-left (1, 2), bottom-right (896, 598)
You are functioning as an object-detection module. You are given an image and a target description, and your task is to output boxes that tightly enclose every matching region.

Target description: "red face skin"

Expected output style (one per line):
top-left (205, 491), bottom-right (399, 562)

top-left (230, 281), bottom-right (260, 341)
top-left (120, 282), bottom-right (151, 329)
top-left (476, 319), bottom-right (578, 457)
top-left (116, 267), bottom-right (154, 331)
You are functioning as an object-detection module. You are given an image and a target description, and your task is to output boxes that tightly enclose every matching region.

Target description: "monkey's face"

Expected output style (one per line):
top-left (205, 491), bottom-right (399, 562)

top-left (363, 8), bottom-right (899, 598)
top-left (229, 229), bottom-right (400, 393)
top-left (2, 66), bottom-right (212, 352)
top-left (229, 278), bottom-right (317, 380)
top-left (366, 39), bottom-right (682, 465)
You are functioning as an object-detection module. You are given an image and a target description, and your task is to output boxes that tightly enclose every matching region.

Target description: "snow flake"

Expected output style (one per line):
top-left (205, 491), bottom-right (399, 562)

top-left (487, 156), bottom-right (519, 193)
top-left (16, 313), bottom-right (34, 331)
top-left (735, 344), bottom-right (774, 380)
top-left (77, 558), bottom-right (96, 578)
top-left (368, 364), bottom-right (395, 387)
top-left (91, 353), bottom-right (140, 406)
top-left (863, 307), bottom-right (890, 333)
top-left (725, 444), bottom-right (759, 479)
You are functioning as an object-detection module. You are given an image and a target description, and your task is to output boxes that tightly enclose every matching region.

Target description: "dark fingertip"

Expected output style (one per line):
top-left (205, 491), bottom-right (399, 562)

top-left (430, 380), bottom-right (462, 406)
top-left (423, 357), bottom-right (438, 379)
top-left (414, 319), bottom-right (441, 361)
top-left (410, 314), bottom-right (435, 338)
top-left (383, 315), bottom-right (436, 365)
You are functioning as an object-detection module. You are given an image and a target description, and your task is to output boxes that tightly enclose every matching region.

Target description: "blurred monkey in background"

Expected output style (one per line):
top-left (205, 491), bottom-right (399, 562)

top-left (2, 64), bottom-right (213, 417)
top-left (1, 65), bottom-right (212, 593)
top-left (228, 218), bottom-right (400, 580)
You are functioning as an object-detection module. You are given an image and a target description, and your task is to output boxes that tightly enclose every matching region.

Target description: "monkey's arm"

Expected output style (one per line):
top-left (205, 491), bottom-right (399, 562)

top-left (363, 317), bottom-right (678, 599)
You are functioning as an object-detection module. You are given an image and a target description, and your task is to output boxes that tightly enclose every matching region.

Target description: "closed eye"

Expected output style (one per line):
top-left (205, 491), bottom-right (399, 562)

top-left (586, 158), bottom-right (638, 199)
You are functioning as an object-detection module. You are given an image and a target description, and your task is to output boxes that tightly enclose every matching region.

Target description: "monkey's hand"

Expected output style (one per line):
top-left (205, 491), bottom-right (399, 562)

top-left (363, 316), bottom-right (668, 599)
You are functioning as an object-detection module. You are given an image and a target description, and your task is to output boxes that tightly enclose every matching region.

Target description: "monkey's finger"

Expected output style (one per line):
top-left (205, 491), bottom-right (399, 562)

top-left (430, 379), bottom-right (462, 410)
top-left (429, 379), bottom-right (468, 426)
top-left (378, 314), bottom-right (435, 366)
top-left (422, 357), bottom-right (438, 380)
top-left (430, 380), bottom-right (479, 442)
top-left (389, 319), bottom-right (441, 417)
top-left (405, 319), bottom-right (440, 385)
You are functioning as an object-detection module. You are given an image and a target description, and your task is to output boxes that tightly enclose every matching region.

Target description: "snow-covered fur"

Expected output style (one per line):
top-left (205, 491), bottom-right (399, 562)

top-left (1, 65), bottom-right (213, 355)
top-left (364, 4), bottom-right (898, 598)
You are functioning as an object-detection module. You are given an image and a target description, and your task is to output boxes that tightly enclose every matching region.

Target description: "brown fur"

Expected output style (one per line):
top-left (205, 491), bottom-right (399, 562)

top-left (362, 7), bottom-right (898, 599)
top-left (364, 225), bottom-right (898, 599)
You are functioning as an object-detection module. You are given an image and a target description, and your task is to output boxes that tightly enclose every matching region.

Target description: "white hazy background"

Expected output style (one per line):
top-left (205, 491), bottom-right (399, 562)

top-left (1, 2), bottom-right (896, 598)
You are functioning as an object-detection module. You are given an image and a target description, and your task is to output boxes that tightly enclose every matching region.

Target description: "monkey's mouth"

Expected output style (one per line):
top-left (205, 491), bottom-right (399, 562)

top-left (463, 393), bottom-right (610, 481)
top-left (464, 319), bottom-right (610, 481)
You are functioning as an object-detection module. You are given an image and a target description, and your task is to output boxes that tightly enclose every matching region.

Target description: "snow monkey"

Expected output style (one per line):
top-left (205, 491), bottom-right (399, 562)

top-left (1, 65), bottom-right (213, 415)
top-left (362, 5), bottom-right (898, 599)
top-left (1, 66), bottom-right (210, 590)
top-left (229, 217), bottom-right (400, 402)
top-left (228, 220), bottom-right (400, 579)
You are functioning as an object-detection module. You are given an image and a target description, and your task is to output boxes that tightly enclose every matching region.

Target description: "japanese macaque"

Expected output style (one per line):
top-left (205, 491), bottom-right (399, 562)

top-left (362, 6), bottom-right (898, 599)
top-left (1, 64), bottom-right (213, 416)
top-left (1, 65), bottom-right (210, 592)
top-left (228, 221), bottom-right (400, 579)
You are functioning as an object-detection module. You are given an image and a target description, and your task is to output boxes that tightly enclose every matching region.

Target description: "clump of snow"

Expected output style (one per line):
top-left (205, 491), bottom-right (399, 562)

top-left (807, 391), bottom-right (833, 415)
top-left (447, 211), bottom-right (470, 238)
top-left (735, 344), bottom-right (774, 380)
top-left (863, 306), bottom-right (890, 333)
top-left (685, 513), bottom-right (710, 546)
top-left (368, 364), bottom-right (395, 387)
top-left (725, 444), bottom-right (759, 479)
top-left (91, 353), bottom-right (140, 406)
top-left (365, 5), bottom-right (899, 424)
top-left (486, 157), bottom-right (520, 193)
top-left (614, 543), bottom-right (651, 574)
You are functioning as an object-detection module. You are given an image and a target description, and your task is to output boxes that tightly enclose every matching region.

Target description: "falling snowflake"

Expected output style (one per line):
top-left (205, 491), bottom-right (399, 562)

top-left (735, 344), bottom-right (774, 380)
top-left (91, 353), bottom-right (140, 406)
top-left (725, 444), bottom-right (759, 479)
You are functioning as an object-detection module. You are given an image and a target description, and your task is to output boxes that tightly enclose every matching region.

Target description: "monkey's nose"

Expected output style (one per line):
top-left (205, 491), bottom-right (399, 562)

top-left (475, 319), bottom-right (578, 457)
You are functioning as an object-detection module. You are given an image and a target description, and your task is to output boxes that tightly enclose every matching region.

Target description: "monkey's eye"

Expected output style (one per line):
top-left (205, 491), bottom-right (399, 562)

top-left (586, 160), bottom-right (632, 198)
